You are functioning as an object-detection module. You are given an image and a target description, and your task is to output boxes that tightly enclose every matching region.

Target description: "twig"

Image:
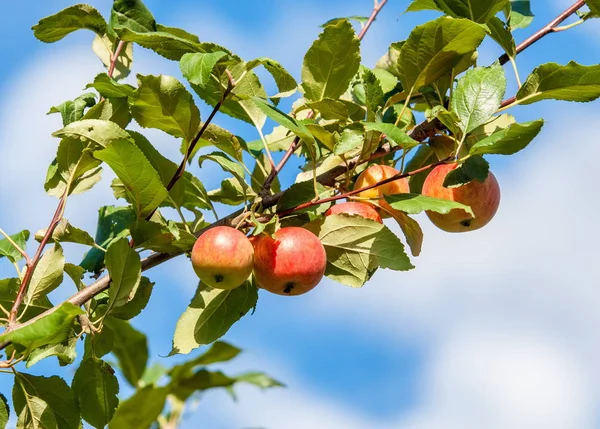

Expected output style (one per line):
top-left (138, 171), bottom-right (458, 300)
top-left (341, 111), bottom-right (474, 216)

top-left (107, 40), bottom-right (126, 78)
top-left (145, 71), bottom-right (236, 221)
top-left (278, 158), bottom-right (452, 216)
top-left (7, 197), bottom-right (66, 327)
top-left (260, 0), bottom-right (390, 193)
top-left (357, 0), bottom-right (389, 40)
top-left (499, 0), bottom-right (586, 65)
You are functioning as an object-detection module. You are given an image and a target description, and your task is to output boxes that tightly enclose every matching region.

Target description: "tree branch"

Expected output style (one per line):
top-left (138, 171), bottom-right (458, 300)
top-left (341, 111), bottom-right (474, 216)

top-left (0, 0), bottom-right (589, 351)
top-left (499, 0), bottom-right (586, 65)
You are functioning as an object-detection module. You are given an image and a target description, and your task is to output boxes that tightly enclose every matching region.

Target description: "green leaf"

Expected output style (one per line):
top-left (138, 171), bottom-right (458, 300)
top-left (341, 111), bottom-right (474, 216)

top-left (0, 279), bottom-right (51, 325)
top-left (306, 215), bottom-right (414, 288)
top-left (322, 15), bottom-right (369, 27)
top-left (0, 393), bottom-right (8, 429)
top-left (84, 326), bottom-right (114, 359)
top-left (485, 17), bottom-right (516, 58)
top-left (443, 155), bottom-right (490, 187)
top-left (130, 74), bottom-right (200, 142)
top-left (108, 386), bottom-right (167, 429)
top-left (305, 98), bottom-right (350, 121)
top-left (451, 64), bottom-right (507, 134)
top-left (129, 218), bottom-right (195, 253)
top-left (276, 181), bottom-right (332, 213)
top-left (362, 68), bottom-right (385, 121)
top-left (246, 57), bottom-right (298, 99)
top-left (104, 317), bottom-right (148, 387)
top-left (586, 0), bottom-right (600, 16)
top-left (234, 372), bottom-right (285, 389)
top-left (251, 97), bottom-right (316, 146)
top-left (109, 0), bottom-right (156, 34)
top-left (0, 230), bottom-right (30, 263)
top-left (94, 139), bottom-right (169, 218)
top-left (35, 219), bottom-right (96, 247)
top-left (130, 132), bottom-right (213, 212)
top-left (111, 26), bottom-right (221, 61)
top-left (25, 244), bottom-right (64, 304)
top-left (432, 0), bottom-right (509, 22)
top-left (32, 4), bottom-right (107, 42)
top-left (180, 51), bottom-right (229, 88)
top-left (73, 357), bottom-right (119, 429)
top-left (110, 276), bottom-right (154, 320)
top-left (170, 282), bottom-right (258, 355)
top-left (208, 179), bottom-right (248, 206)
top-left (405, 0), bottom-right (439, 12)
top-left (185, 56), bottom-right (268, 125)
top-left (516, 62), bottom-right (600, 104)
top-left (105, 238), bottom-right (141, 310)
top-left (83, 98), bottom-right (132, 129)
top-left (363, 122), bottom-right (421, 150)
top-left (85, 73), bottom-right (136, 98)
top-left (399, 17), bottom-right (486, 93)
top-left (198, 152), bottom-right (251, 197)
top-left (53, 119), bottom-right (131, 148)
top-left (385, 209), bottom-right (424, 257)
top-left (385, 193), bottom-right (474, 215)
top-left (0, 302), bottom-right (83, 355)
top-left (26, 335), bottom-right (77, 368)
top-left (302, 20), bottom-right (361, 101)
top-left (48, 93), bottom-right (97, 126)
top-left (508, 0), bottom-right (534, 29)
top-left (80, 206), bottom-right (136, 273)
top-left (13, 374), bottom-right (80, 429)
top-left (92, 34), bottom-right (133, 80)
top-left (193, 123), bottom-right (245, 163)
top-left (469, 119), bottom-right (543, 155)
top-left (169, 341), bottom-right (242, 382)
top-left (334, 127), bottom-right (364, 156)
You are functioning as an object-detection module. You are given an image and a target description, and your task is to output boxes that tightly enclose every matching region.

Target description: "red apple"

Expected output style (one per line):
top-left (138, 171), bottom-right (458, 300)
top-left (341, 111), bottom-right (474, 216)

top-left (253, 227), bottom-right (327, 296)
top-left (422, 163), bottom-right (501, 232)
top-left (191, 226), bottom-right (254, 289)
top-left (325, 201), bottom-right (383, 224)
top-left (354, 164), bottom-right (409, 217)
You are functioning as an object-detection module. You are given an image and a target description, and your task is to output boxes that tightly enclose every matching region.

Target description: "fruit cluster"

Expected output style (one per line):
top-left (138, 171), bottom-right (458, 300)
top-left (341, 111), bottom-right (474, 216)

top-left (191, 161), bottom-right (501, 295)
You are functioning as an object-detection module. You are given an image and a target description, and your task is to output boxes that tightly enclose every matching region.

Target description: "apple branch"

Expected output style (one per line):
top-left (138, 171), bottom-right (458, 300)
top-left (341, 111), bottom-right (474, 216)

top-left (260, 0), bottom-right (390, 193)
top-left (499, 0), bottom-right (586, 66)
top-left (0, 0), bottom-right (590, 352)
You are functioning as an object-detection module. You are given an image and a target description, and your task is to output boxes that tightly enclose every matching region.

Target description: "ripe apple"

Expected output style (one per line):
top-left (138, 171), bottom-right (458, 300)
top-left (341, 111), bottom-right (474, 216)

top-left (191, 226), bottom-right (254, 289)
top-left (421, 163), bottom-right (501, 232)
top-left (354, 164), bottom-right (409, 216)
top-left (325, 201), bottom-right (383, 224)
top-left (253, 227), bottom-right (327, 296)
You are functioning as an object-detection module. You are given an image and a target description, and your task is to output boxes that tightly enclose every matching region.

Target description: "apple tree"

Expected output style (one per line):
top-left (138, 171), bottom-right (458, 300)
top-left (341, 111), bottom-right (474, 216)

top-left (1, 0), bottom-right (599, 427)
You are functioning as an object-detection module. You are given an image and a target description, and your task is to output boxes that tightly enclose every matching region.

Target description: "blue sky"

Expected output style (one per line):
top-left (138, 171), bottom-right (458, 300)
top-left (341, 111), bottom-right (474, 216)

top-left (1, 1), bottom-right (600, 428)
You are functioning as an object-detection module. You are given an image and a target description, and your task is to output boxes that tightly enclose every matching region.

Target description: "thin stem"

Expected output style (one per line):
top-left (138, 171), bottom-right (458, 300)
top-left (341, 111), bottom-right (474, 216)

top-left (357, 0), bottom-right (389, 41)
top-left (499, 0), bottom-right (586, 65)
top-left (278, 157), bottom-right (452, 216)
top-left (7, 196), bottom-right (66, 327)
top-left (144, 71), bottom-right (236, 222)
top-left (509, 56), bottom-right (522, 88)
top-left (0, 228), bottom-right (30, 265)
top-left (107, 40), bottom-right (126, 78)
top-left (553, 19), bottom-right (585, 32)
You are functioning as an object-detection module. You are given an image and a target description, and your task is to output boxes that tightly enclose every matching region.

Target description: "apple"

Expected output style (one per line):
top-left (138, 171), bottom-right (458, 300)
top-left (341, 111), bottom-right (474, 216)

top-left (253, 227), bottom-right (327, 296)
top-left (325, 201), bottom-right (383, 223)
top-left (191, 226), bottom-right (254, 289)
top-left (354, 164), bottom-right (409, 216)
top-left (421, 163), bottom-right (501, 232)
